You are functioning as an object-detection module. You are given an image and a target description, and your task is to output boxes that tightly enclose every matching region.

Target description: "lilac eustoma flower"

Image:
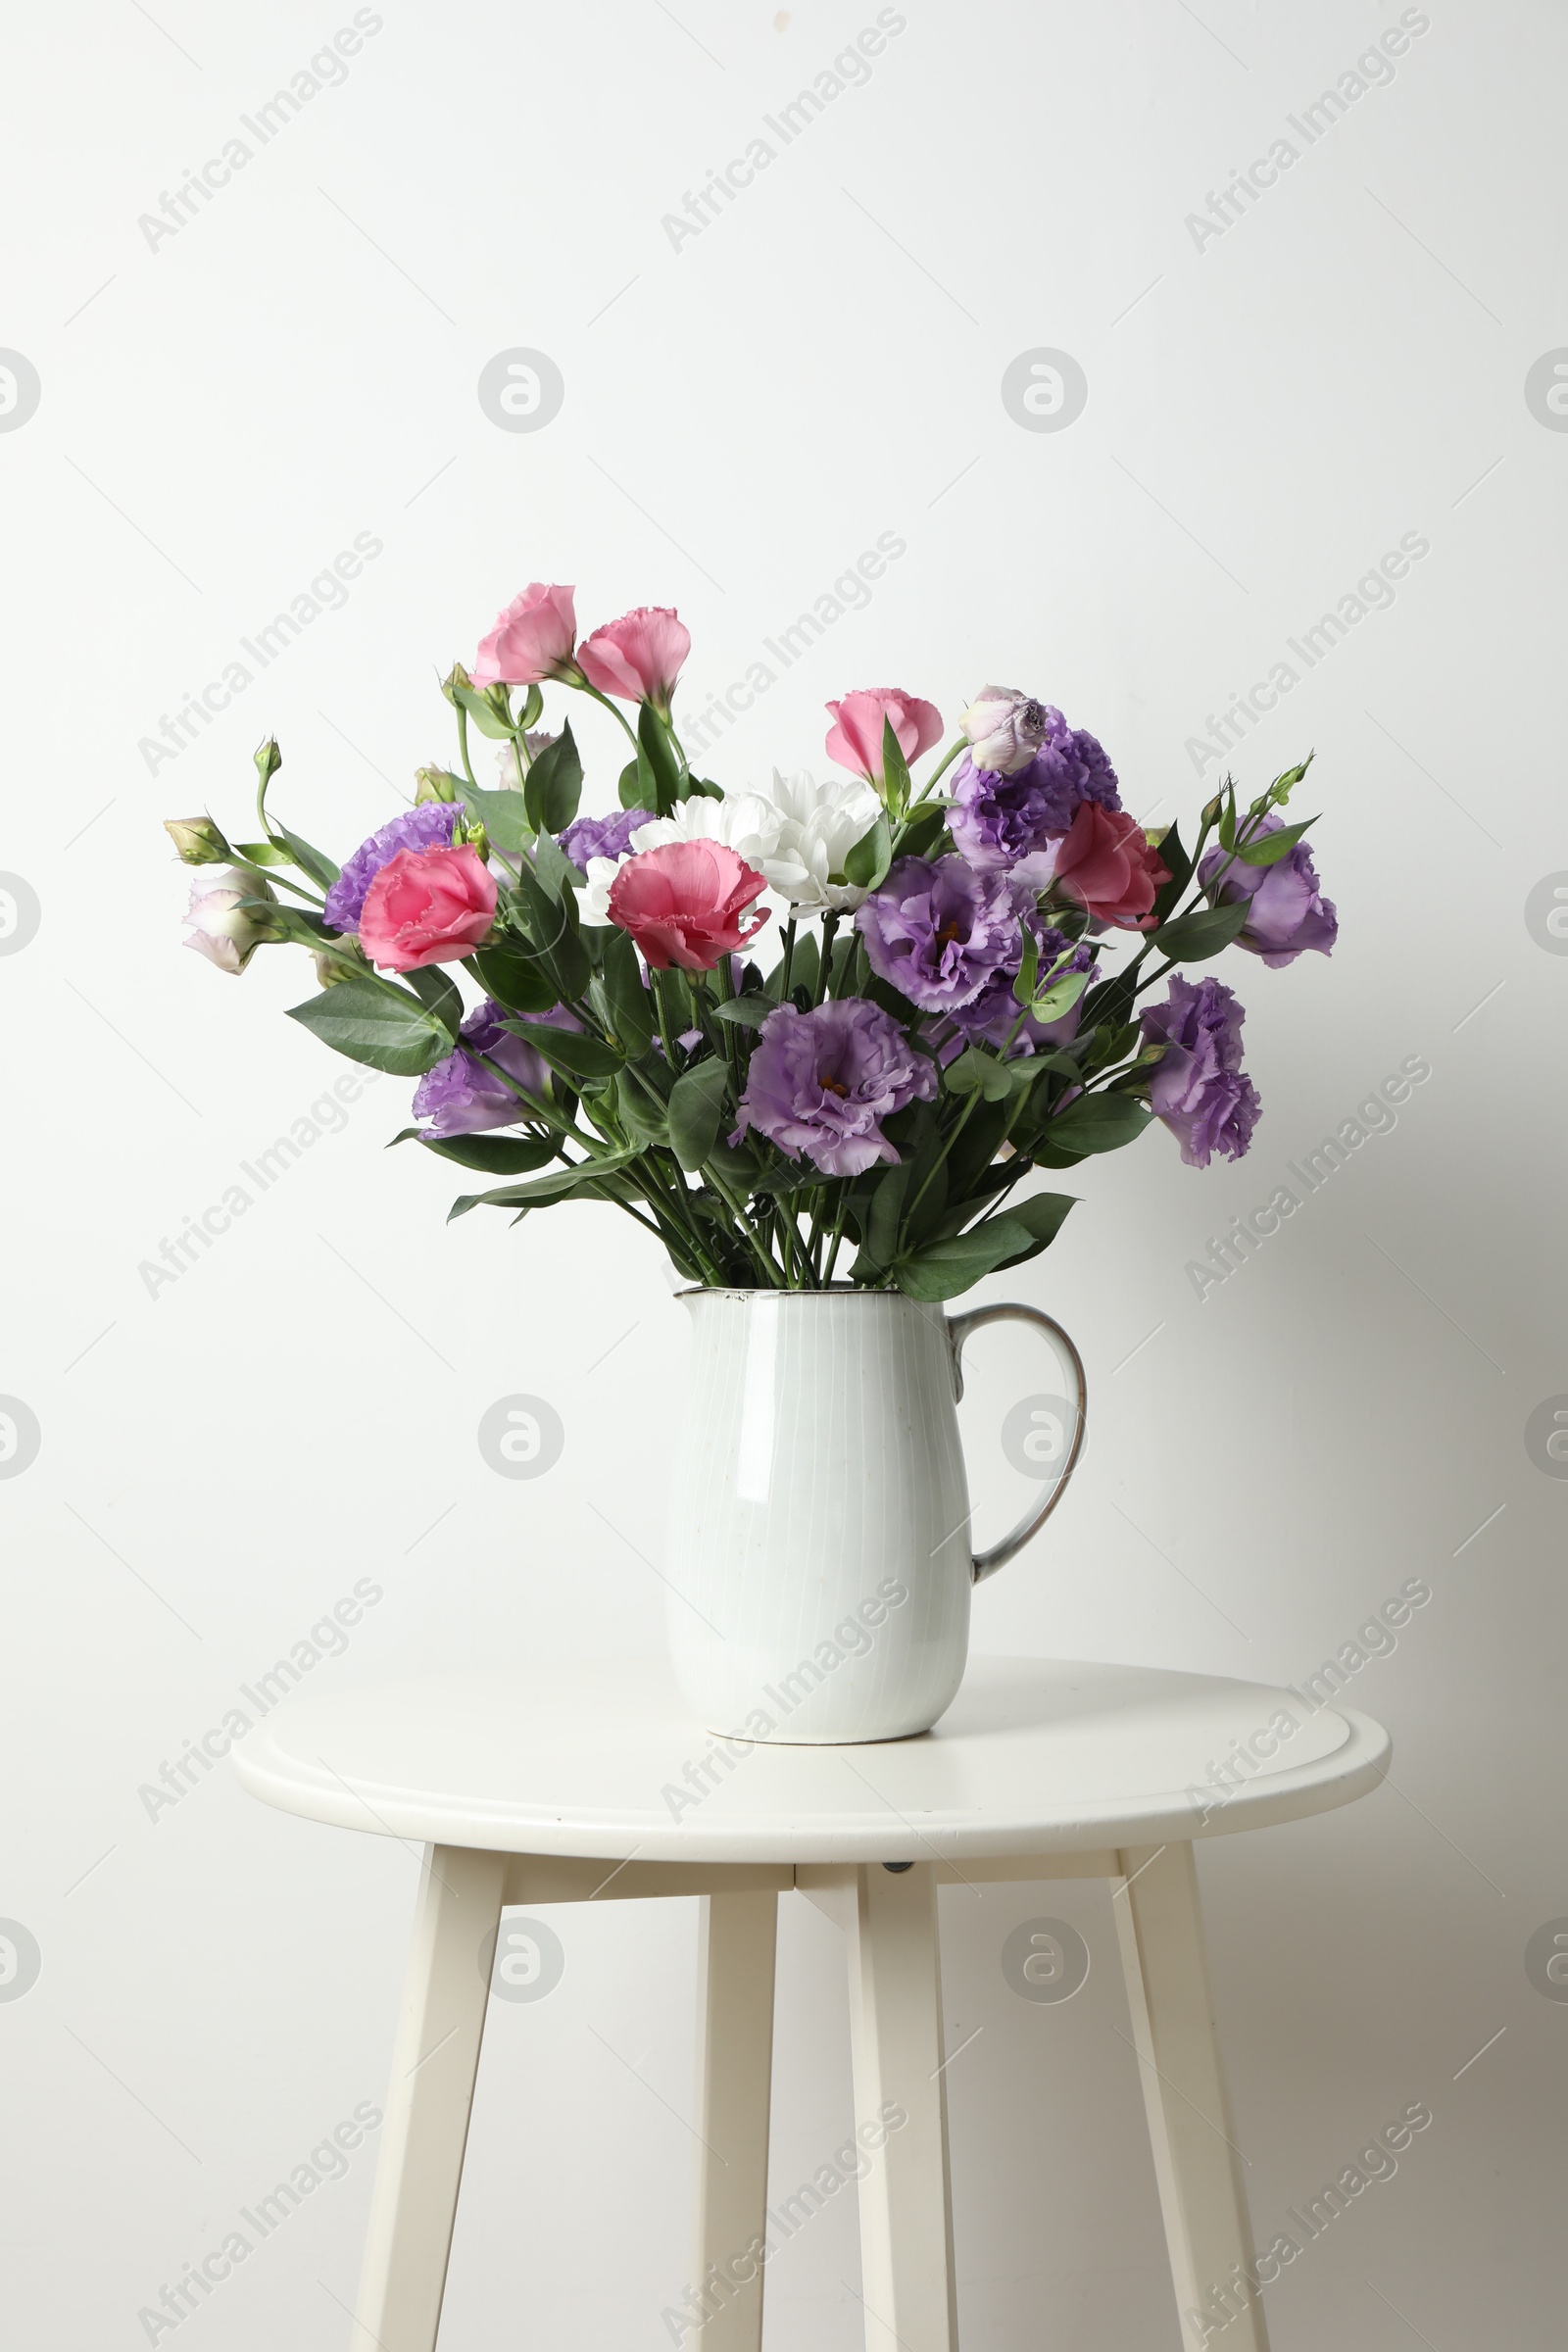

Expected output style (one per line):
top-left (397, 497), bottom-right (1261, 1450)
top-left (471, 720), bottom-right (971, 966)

top-left (558, 807), bottom-right (651, 873)
top-left (412, 998), bottom-right (574, 1139)
top-left (951, 924), bottom-right (1099, 1054)
top-left (1198, 815), bottom-right (1338, 968)
top-left (856, 855), bottom-right (1032, 1014)
top-left (323, 803), bottom-right (464, 933)
top-left (1141, 974), bottom-right (1260, 1168)
top-left (733, 998), bottom-right (936, 1177)
top-left (947, 710), bottom-right (1121, 870)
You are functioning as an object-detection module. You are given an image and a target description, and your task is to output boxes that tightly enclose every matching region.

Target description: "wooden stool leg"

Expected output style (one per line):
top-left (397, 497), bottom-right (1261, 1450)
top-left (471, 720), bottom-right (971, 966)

top-left (350, 1843), bottom-right (507, 2352)
top-left (687, 1888), bottom-right (779, 2351)
top-left (1114, 1842), bottom-right (1271, 2350)
top-left (843, 1863), bottom-right (957, 2352)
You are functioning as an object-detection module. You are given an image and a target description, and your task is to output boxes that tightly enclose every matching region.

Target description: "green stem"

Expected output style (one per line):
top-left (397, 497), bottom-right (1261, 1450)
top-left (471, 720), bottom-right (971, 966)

top-left (572, 679), bottom-right (641, 749)
top-left (778, 918), bottom-right (797, 1001)
top-left (454, 703), bottom-right (479, 791)
top-left (813, 913), bottom-right (839, 1007)
top-left (909, 736), bottom-right (967, 807)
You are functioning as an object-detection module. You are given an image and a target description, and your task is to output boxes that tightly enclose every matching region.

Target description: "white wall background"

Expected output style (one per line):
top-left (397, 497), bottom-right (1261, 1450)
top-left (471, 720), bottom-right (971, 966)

top-left (1, 1), bottom-right (1562, 2343)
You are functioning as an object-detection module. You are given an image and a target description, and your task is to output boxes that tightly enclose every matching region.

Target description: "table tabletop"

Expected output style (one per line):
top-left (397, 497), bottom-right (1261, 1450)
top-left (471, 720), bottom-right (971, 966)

top-left (233, 1656), bottom-right (1390, 1864)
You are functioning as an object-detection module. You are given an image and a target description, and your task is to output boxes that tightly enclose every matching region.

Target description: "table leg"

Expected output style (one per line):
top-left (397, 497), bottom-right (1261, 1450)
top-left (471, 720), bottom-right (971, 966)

top-left (350, 1843), bottom-right (507, 2352)
top-left (1113, 1842), bottom-right (1271, 2350)
top-left (843, 1863), bottom-right (958, 2352)
top-left (686, 1888), bottom-right (779, 2350)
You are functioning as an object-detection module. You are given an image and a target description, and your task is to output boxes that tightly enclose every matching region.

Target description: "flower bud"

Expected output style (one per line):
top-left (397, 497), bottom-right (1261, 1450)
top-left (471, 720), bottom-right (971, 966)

top-left (313, 943), bottom-right (364, 989)
top-left (181, 867), bottom-right (284, 975)
top-left (959, 687), bottom-right (1048, 776)
top-left (164, 814), bottom-right (231, 865)
top-left (440, 662), bottom-right (473, 707)
top-left (415, 765), bottom-right (461, 804)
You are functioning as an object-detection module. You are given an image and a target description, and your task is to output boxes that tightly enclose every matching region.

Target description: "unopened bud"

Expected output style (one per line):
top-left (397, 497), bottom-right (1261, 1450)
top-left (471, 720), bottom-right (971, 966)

top-left (164, 814), bottom-right (231, 865)
top-left (415, 765), bottom-right (461, 804)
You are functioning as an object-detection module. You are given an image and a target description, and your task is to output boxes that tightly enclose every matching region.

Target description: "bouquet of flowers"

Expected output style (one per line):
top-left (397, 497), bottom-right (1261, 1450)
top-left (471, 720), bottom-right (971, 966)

top-left (170, 583), bottom-right (1336, 1299)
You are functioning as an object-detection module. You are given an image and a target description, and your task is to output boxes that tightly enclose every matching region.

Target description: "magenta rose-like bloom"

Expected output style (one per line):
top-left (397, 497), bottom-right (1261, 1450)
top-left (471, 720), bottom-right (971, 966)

top-left (323, 802), bottom-right (464, 933)
top-left (1141, 975), bottom-right (1261, 1168)
top-left (412, 998), bottom-right (579, 1137)
top-left (358, 844), bottom-right (497, 971)
top-left (856, 855), bottom-right (1031, 1014)
top-left (608, 841), bottom-right (769, 972)
top-left (576, 606), bottom-right (690, 711)
top-left (733, 998), bottom-right (937, 1177)
top-left (824, 688), bottom-right (944, 784)
top-left (470, 583), bottom-right (577, 687)
top-left (1198, 816), bottom-right (1338, 968)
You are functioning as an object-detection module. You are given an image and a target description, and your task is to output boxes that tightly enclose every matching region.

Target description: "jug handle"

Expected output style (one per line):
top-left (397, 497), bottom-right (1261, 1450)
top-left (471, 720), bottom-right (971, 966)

top-left (947, 1302), bottom-right (1087, 1585)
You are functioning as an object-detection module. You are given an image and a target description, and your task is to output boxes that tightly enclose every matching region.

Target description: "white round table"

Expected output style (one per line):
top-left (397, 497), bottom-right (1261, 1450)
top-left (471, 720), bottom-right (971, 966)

top-left (237, 1656), bottom-right (1390, 2352)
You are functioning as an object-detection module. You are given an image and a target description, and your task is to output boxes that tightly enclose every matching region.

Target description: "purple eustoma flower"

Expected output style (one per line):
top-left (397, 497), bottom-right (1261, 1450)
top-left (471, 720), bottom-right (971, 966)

top-left (1197, 816), bottom-right (1338, 968)
top-left (323, 802), bottom-right (464, 933)
top-left (951, 924), bottom-right (1099, 1054)
top-left (856, 856), bottom-right (1032, 1014)
top-left (733, 998), bottom-right (937, 1177)
top-left (558, 807), bottom-right (651, 873)
top-left (412, 997), bottom-right (575, 1139)
top-left (1141, 975), bottom-right (1260, 1168)
top-left (947, 710), bottom-right (1121, 870)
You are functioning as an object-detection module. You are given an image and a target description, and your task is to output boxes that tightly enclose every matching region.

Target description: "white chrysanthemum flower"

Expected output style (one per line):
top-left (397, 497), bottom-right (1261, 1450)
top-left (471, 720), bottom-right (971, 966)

top-left (757, 768), bottom-right (882, 913)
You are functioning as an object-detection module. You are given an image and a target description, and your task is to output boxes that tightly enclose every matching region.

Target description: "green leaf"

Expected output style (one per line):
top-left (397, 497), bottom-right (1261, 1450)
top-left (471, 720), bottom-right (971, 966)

top-left (532, 826), bottom-right (581, 903)
top-left (1233, 814), bottom-right (1316, 867)
top-left (449, 676), bottom-right (519, 740)
top-left (448, 1148), bottom-right (643, 1218)
top-left (892, 803), bottom-right (948, 861)
top-left (1150, 819), bottom-right (1192, 923)
top-left (843, 813), bottom-right (892, 891)
top-left (613, 1073), bottom-right (670, 1149)
top-left (461, 784), bottom-right (533, 855)
top-left (390, 1128), bottom-right (557, 1174)
top-left (1012, 927), bottom-right (1040, 1006)
top-left (990, 1190), bottom-right (1077, 1269)
top-left (638, 703), bottom-right (683, 817)
top-left (511, 861), bottom-right (590, 998)
top-left (596, 925), bottom-right (654, 1056)
top-left (879, 715), bottom-right (910, 815)
top-left (1031, 966), bottom-right (1091, 1023)
top-left (522, 1025), bottom-right (624, 1083)
top-left (667, 1055), bottom-right (730, 1170)
top-left (618, 756), bottom-right (657, 812)
top-left (523, 721), bottom-right (583, 837)
top-left (285, 979), bottom-right (452, 1076)
top-left (944, 1047), bottom-right (1015, 1103)
top-left (893, 1214), bottom-right (1038, 1302)
top-left (712, 994), bottom-right (776, 1030)
top-left (402, 962), bottom-right (465, 1038)
top-left (1047, 1092), bottom-right (1151, 1154)
top-left (232, 838), bottom-right (293, 866)
top-left (1150, 899), bottom-right (1250, 962)
top-left (471, 941), bottom-right (559, 1013)
top-left (272, 822), bottom-right (340, 890)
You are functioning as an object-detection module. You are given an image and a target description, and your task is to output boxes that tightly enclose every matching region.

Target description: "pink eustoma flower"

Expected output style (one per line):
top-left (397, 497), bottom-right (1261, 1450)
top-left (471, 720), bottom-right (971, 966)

top-left (824, 688), bottom-right (944, 784)
top-left (1051, 804), bottom-right (1171, 931)
top-left (470, 583), bottom-right (578, 687)
top-left (576, 606), bottom-right (691, 711)
top-left (607, 842), bottom-right (769, 973)
top-left (358, 844), bottom-right (497, 970)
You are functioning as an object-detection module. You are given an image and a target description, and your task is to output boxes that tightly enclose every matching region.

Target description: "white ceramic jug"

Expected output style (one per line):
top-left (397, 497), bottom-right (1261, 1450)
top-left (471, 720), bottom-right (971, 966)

top-left (665, 1288), bottom-right (1086, 1743)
